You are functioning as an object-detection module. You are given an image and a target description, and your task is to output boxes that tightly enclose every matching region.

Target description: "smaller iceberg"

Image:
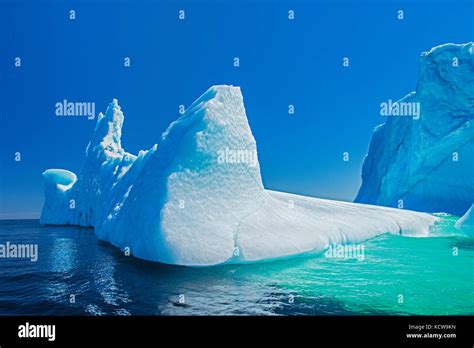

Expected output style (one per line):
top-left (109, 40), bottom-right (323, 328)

top-left (455, 204), bottom-right (474, 235)
top-left (355, 43), bottom-right (474, 216)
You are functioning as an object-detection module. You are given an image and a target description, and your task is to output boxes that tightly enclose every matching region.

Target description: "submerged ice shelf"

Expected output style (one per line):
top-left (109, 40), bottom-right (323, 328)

top-left (41, 85), bottom-right (439, 266)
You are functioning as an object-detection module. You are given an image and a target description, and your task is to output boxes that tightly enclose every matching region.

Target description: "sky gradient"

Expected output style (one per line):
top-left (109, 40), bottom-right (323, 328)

top-left (1, 0), bottom-right (473, 219)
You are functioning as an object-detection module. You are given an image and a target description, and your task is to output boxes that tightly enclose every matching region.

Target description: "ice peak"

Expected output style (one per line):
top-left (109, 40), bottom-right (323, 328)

top-left (87, 99), bottom-right (125, 157)
top-left (161, 85), bottom-right (248, 144)
top-left (417, 42), bottom-right (473, 94)
top-left (209, 84), bottom-right (240, 93)
top-left (105, 98), bottom-right (122, 115)
top-left (421, 42), bottom-right (473, 57)
top-left (107, 98), bottom-right (121, 113)
top-left (182, 85), bottom-right (241, 116)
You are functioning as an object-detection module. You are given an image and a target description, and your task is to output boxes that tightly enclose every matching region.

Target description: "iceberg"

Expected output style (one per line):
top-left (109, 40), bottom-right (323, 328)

top-left (41, 85), bottom-right (438, 266)
top-left (455, 204), bottom-right (474, 234)
top-left (355, 43), bottom-right (474, 216)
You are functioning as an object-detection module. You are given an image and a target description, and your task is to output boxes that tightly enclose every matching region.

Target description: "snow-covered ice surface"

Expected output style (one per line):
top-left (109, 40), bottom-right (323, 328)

top-left (455, 203), bottom-right (474, 234)
top-left (41, 85), bottom-right (438, 266)
top-left (355, 43), bottom-right (474, 216)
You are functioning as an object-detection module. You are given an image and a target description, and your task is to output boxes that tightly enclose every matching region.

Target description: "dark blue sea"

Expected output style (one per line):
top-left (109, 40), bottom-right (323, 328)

top-left (0, 219), bottom-right (472, 315)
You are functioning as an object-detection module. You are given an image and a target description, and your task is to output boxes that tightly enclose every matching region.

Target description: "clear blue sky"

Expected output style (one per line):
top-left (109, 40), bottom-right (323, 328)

top-left (1, 0), bottom-right (472, 219)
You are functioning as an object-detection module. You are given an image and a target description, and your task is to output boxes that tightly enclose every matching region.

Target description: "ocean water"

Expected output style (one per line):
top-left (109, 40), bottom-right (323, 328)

top-left (0, 218), bottom-right (472, 316)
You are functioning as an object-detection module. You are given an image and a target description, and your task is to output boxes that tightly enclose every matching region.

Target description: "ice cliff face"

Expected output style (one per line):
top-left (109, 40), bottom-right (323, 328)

top-left (41, 85), bottom-right (438, 266)
top-left (355, 43), bottom-right (474, 216)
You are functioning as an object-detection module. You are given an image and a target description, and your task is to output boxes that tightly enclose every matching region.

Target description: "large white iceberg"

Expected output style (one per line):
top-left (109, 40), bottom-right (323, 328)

top-left (41, 85), bottom-right (438, 266)
top-left (355, 43), bottom-right (474, 216)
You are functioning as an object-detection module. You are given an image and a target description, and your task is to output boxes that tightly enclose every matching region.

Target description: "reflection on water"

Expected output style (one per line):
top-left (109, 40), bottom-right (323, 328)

top-left (91, 249), bottom-right (132, 315)
top-left (50, 237), bottom-right (77, 273)
top-left (43, 238), bottom-right (77, 304)
top-left (0, 219), bottom-right (472, 315)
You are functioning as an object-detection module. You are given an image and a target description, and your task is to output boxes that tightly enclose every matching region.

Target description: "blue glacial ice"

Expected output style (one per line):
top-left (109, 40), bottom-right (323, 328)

top-left (355, 43), bottom-right (474, 216)
top-left (455, 203), bottom-right (474, 234)
top-left (41, 85), bottom-right (439, 266)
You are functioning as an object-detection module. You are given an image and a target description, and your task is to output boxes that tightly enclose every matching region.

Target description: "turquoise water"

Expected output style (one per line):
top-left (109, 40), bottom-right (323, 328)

top-left (0, 217), bottom-right (472, 315)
